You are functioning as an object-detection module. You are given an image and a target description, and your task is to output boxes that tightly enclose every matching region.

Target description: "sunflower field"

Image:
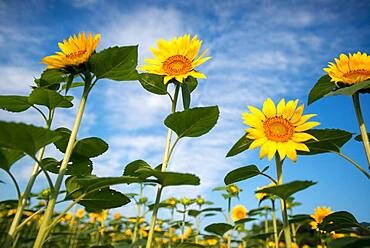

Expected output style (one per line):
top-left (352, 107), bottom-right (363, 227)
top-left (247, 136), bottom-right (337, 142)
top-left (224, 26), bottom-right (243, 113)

top-left (0, 31), bottom-right (369, 248)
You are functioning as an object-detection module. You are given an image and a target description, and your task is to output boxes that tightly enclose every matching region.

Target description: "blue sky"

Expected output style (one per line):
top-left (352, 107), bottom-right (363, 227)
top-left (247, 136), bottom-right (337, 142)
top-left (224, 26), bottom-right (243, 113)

top-left (0, 0), bottom-right (369, 225)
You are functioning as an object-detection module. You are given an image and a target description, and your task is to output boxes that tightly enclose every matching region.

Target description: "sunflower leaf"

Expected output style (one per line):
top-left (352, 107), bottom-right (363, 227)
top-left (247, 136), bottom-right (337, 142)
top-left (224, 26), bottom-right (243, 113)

top-left (177, 243), bottom-right (205, 248)
top-left (0, 96), bottom-right (32, 112)
top-left (0, 148), bottom-right (25, 172)
top-left (255, 180), bottom-right (317, 200)
top-left (185, 76), bottom-right (198, 93)
top-left (29, 88), bottom-right (73, 110)
top-left (329, 237), bottom-right (370, 248)
top-left (164, 106), bottom-right (219, 138)
top-left (318, 211), bottom-right (364, 232)
top-left (298, 129), bottom-right (352, 155)
top-left (89, 46), bottom-right (138, 81)
top-left (354, 133), bottom-right (370, 142)
top-left (226, 134), bottom-right (253, 157)
top-left (138, 73), bottom-right (168, 95)
top-left (204, 223), bottom-right (233, 236)
top-left (326, 80), bottom-right (370, 96)
top-left (181, 83), bottom-right (191, 109)
top-left (224, 165), bottom-right (261, 185)
top-left (308, 74), bottom-right (334, 105)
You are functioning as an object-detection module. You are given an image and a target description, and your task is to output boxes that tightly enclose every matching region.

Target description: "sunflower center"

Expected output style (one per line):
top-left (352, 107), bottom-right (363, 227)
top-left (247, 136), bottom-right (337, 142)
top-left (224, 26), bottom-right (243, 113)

top-left (343, 69), bottom-right (370, 80)
top-left (65, 49), bottom-right (87, 59)
top-left (163, 55), bottom-right (192, 76)
top-left (263, 116), bottom-right (294, 142)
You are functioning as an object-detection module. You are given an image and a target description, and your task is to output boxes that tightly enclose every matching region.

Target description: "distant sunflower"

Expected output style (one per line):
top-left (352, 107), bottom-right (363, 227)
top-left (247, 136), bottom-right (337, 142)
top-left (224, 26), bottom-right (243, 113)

top-left (232, 205), bottom-right (247, 222)
top-left (140, 34), bottom-right (211, 84)
top-left (243, 98), bottom-right (320, 162)
top-left (42, 32), bottom-right (100, 69)
top-left (324, 52), bottom-right (370, 85)
top-left (310, 206), bottom-right (332, 230)
top-left (255, 183), bottom-right (275, 200)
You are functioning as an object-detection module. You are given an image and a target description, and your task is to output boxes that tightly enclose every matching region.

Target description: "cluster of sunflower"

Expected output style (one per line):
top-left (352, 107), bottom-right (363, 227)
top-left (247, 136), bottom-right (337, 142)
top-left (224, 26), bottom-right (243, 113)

top-left (0, 30), bottom-right (369, 248)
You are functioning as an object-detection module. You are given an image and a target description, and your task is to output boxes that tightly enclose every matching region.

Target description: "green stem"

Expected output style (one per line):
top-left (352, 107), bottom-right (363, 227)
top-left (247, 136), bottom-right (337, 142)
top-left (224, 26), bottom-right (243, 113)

top-left (181, 205), bottom-right (186, 243)
top-left (227, 197), bottom-right (231, 248)
top-left (265, 208), bottom-right (269, 248)
top-left (195, 205), bottom-right (201, 244)
top-left (8, 108), bottom-right (54, 240)
top-left (352, 92), bottom-right (370, 169)
top-left (271, 200), bottom-right (279, 248)
top-left (33, 83), bottom-right (91, 248)
top-left (275, 154), bottom-right (292, 248)
top-left (132, 184), bottom-right (143, 244)
top-left (145, 84), bottom-right (180, 248)
top-left (333, 151), bottom-right (370, 179)
top-left (15, 207), bottom-right (45, 232)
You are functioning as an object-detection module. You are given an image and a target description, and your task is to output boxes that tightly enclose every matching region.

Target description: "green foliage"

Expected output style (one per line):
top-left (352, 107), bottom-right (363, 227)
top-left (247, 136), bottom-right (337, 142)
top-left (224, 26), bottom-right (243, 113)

top-left (319, 211), bottom-right (366, 232)
top-left (177, 243), bottom-right (204, 248)
top-left (89, 46), bottom-right (138, 81)
top-left (164, 106), bottom-right (219, 138)
top-left (255, 180), bottom-right (317, 200)
top-left (248, 232), bottom-right (275, 240)
top-left (36, 69), bottom-right (67, 88)
top-left (138, 73), bottom-right (168, 95)
top-left (188, 207), bottom-right (223, 217)
top-left (204, 223), bottom-right (233, 236)
top-left (0, 148), bottom-right (24, 171)
top-left (0, 96), bottom-right (31, 112)
top-left (355, 133), bottom-right (370, 142)
top-left (181, 83), bottom-right (191, 109)
top-left (226, 134), bottom-right (253, 157)
top-left (299, 129), bottom-right (352, 155)
top-left (326, 80), bottom-right (370, 96)
top-left (29, 88), bottom-right (73, 110)
top-left (43, 156), bottom-right (93, 176)
top-left (234, 217), bottom-right (256, 225)
top-left (123, 160), bottom-right (152, 177)
top-left (77, 187), bottom-right (130, 210)
top-left (308, 74), bottom-right (334, 105)
top-left (224, 165), bottom-right (261, 185)
top-left (185, 76), bottom-right (198, 93)
top-left (73, 137), bottom-right (109, 158)
top-left (0, 121), bottom-right (61, 159)
top-left (289, 214), bottom-right (313, 224)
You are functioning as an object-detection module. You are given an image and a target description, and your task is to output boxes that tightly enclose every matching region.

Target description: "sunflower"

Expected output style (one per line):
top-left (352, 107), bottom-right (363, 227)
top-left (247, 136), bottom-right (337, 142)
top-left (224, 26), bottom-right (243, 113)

top-left (140, 34), bottom-right (211, 84)
top-left (232, 205), bottom-right (247, 222)
top-left (243, 98), bottom-right (320, 162)
top-left (310, 206), bottom-right (332, 230)
top-left (42, 32), bottom-right (101, 69)
top-left (324, 52), bottom-right (370, 85)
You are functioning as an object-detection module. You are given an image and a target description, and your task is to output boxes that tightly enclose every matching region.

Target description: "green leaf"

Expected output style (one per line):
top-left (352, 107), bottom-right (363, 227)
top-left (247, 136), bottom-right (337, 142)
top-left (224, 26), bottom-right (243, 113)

top-left (164, 106), bottom-right (219, 138)
top-left (188, 208), bottom-right (223, 217)
top-left (319, 211), bottom-right (364, 232)
top-left (89, 46), bottom-right (138, 81)
top-left (226, 134), bottom-right (253, 157)
top-left (53, 127), bottom-right (72, 153)
top-left (326, 80), bottom-right (370, 96)
top-left (185, 76), bottom-right (198, 93)
top-left (299, 129), bottom-right (352, 155)
top-left (43, 155), bottom-right (93, 176)
top-left (0, 148), bottom-right (24, 171)
top-left (234, 217), bottom-right (256, 225)
top-left (138, 73), bottom-right (168, 95)
top-left (123, 160), bottom-right (152, 177)
top-left (181, 83), bottom-right (191, 109)
top-left (73, 137), bottom-right (108, 158)
top-left (78, 187), bottom-right (130, 210)
top-left (61, 82), bottom-right (84, 91)
top-left (135, 168), bottom-right (200, 187)
top-left (308, 74), bottom-right (334, 105)
top-left (329, 237), bottom-right (370, 248)
top-left (204, 223), bottom-right (233, 236)
top-left (0, 96), bottom-right (31, 112)
top-left (177, 243), bottom-right (204, 248)
top-left (255, 181), bottom-right (316, 200)
top-left (224, 165), bottom-right (261, 185)
top-left (249, 232), bottom-right (275, 241)
top-left (354, 133), bottom-right (370, 142)
top-left (37, 69), bottom-right (67, 87)
top-left (289, 214), bottom-right (313, 224)
top-left (0, 121), bottom-right (61, 158)
top-left (29, 88), bottom-right (73, 110)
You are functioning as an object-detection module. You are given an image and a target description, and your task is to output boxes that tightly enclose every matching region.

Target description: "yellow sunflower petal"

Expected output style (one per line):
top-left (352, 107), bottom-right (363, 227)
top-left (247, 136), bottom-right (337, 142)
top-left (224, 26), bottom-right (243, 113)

top-left (276, 98), bottom-right (285, 116)
top-left (290, 104), bottom-right (304, 123)
top-left (259, 141), bottom-right (272, 159)
top-left (262, 98), bottom-right (276, 118)
top-left (285, 141), bottom-right (297, 162)
top-left (249, 137), bottom-right (268, 149)
top-left (295, 121), bottom-right (320, 132)
top-left (283, 99), bottom-right (298, 119)
top-left (248, 105), bottom-right (266, 121)
top-left (294, 114), bottom-right (317, 126)
top-left (246, 128), bottom-right (265, 139)
top-left (277, 142), bottom-right (287, 160)
top-left (242, 113), bottom-right (263, 128)
top-left (267, 141), bottom-right (277, 160)
top-left (292, 132), bottom-right (317, 142)
top-left (293, 142), bottom-right (310, 152)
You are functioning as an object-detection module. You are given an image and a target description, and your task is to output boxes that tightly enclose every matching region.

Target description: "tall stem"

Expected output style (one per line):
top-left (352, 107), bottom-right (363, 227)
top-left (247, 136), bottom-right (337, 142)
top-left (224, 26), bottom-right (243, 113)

top-left (227, 197), bottom-right (232, 248)
top-left (271, 200), bottom-right (279, 248)
top-left (264, 208), bottom-right (269, 248)
top-left (8, 109), bottom-right (54, 240)
top-left (275, 154), bottom-right (292, 248)
top-left (352, 92), bottom-right (370, 169)
top-left (132, 184), bottom-right (143, 244)
top-left (145, 84), bottom-right (180, 248)
top-left (33, 85), bottom-right (90, 248)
